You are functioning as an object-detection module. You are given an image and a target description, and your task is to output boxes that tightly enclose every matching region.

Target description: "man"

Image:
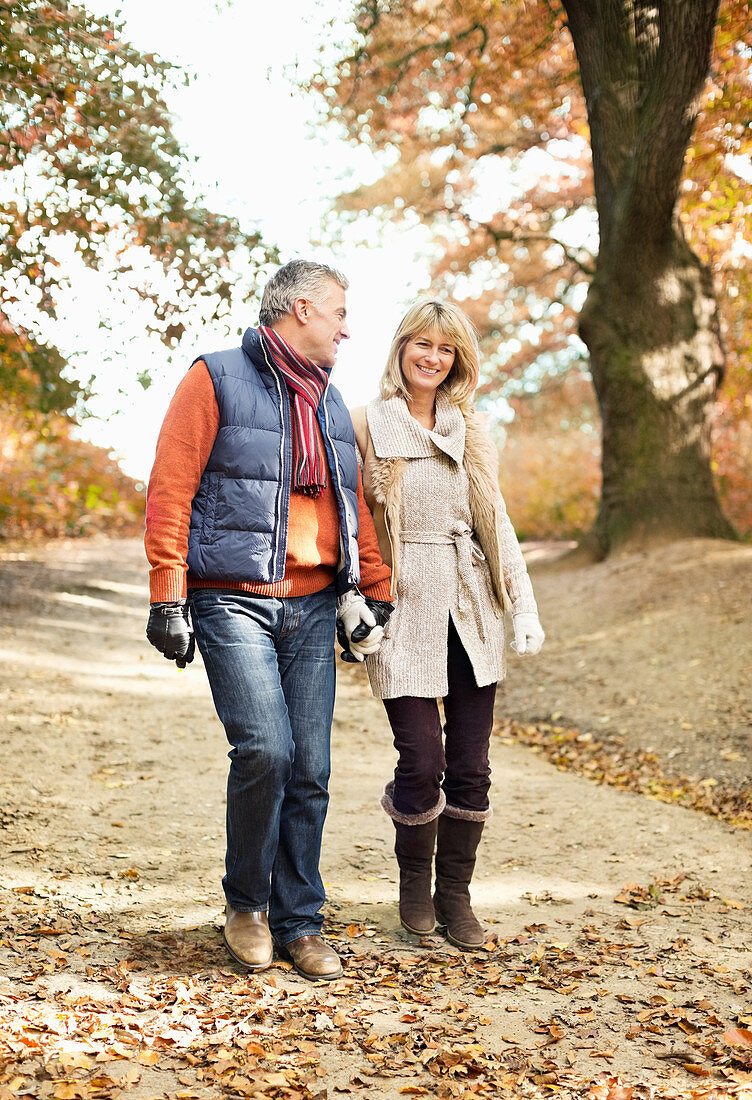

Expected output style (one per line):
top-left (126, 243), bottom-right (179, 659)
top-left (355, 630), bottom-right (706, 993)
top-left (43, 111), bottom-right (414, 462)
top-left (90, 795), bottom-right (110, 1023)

top-left (144, 260), bottom-right (392, 981)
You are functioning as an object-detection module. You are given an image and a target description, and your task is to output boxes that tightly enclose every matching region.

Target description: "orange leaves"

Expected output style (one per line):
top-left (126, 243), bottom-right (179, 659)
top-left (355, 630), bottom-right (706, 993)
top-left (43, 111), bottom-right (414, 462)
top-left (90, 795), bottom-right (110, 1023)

top-left (1, 892), bottom-right (750, 1100)
top-left (681, 1063), bottom-right (710, 1077)
top-left (498, 370), bottom-right (601, 540)
top-left (2, 821), bottom-right (751, 1098)
top-left (117, 867), bottom-right (140, 882)
top-left (345, 923), bottom-right (369, 938)
top-left (722, 1029), bottom-right (752, 1048)
top-left (494, 718), bottom-right (752, 832)
top-left (0, 407), bottom-right (144, 539)
top-left (531, 1017), bottom-right (566, 1044)
top-left (614, 883), bottom-right (666, 910)
top-left (712, 405), bottom-right (752, 538)
top-left (317, 0), bottom-right (752, 550)
top-left (587, 1078), bottom-right (634, 1099)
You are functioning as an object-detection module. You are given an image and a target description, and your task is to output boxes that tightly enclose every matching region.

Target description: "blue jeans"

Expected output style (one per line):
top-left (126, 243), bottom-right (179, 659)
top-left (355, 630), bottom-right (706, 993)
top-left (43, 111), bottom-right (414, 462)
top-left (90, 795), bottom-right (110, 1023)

top-left (190, 586), bottom-right (336, 945)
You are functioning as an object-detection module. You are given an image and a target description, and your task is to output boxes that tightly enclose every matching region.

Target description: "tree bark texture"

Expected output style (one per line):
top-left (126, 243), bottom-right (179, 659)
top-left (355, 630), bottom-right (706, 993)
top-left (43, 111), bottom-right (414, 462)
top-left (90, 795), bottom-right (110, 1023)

top-left (561, 0), bottom-right (735, 550)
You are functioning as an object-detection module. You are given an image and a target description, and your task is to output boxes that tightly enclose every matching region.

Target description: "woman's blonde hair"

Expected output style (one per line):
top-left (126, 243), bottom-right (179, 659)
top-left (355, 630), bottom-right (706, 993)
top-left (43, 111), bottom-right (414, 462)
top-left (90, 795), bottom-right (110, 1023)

top-left (380, 299), bottom-right (480, 411)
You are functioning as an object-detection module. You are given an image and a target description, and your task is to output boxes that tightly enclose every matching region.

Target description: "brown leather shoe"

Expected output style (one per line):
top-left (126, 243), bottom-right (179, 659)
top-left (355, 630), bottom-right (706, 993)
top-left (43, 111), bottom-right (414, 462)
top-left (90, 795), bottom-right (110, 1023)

top-left (223, 906), bottom-right (273, 971)
top-left (277, 935), bottom-right (342, 981)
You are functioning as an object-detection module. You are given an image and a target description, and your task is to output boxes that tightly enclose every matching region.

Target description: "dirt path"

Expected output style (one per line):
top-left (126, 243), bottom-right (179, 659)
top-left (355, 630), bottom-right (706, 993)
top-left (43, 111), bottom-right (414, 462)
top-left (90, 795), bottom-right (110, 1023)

top-left (0, 538), bottom-right (750, 1099)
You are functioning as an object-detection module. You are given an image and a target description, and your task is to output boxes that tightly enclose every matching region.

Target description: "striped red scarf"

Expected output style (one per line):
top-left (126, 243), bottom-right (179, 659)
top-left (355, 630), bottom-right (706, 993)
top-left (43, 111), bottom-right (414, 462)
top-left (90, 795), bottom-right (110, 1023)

top-left (258, 325), bottom-right (330, 497)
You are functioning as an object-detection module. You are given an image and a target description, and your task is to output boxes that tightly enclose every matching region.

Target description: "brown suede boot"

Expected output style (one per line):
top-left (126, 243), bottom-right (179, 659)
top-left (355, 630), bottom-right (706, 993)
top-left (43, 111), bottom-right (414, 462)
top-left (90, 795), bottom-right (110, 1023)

top-left (394, 819), bottom-right (438, 935)
top-left (433, 815), bottom-right (486, 949)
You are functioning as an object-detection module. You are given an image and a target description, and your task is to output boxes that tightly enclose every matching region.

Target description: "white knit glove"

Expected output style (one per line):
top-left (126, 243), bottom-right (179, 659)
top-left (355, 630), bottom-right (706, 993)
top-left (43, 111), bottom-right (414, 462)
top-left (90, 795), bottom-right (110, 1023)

top-left (512, 613), bottom-right (545, 656)
top-left (336, 591), bottom-right (384, 661)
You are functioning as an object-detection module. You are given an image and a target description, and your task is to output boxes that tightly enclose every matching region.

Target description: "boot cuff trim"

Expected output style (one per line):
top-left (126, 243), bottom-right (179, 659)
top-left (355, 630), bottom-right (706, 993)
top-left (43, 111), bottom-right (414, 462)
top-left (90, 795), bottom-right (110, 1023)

top-left (443, 802), bottom-right (493, 822)
top-left (380, 781), bottom-right (446, 825)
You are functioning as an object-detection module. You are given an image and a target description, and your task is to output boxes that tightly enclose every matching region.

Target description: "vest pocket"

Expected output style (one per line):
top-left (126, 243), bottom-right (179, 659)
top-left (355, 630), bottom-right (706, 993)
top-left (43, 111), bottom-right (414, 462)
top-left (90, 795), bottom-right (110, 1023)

top-left (199, 473), bottom-right (221, 542)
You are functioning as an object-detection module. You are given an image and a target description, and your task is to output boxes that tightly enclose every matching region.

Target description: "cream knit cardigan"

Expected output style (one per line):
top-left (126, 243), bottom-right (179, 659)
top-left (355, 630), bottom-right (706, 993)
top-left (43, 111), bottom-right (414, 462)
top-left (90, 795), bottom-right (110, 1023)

top-left (352, 393), bottom-right (538, 699)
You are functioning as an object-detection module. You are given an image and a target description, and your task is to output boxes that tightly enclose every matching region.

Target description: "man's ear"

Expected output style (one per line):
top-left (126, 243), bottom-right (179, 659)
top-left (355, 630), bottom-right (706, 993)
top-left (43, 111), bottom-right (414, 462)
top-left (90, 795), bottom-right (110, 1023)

top-left (292, 297), bottom-right (310, 325)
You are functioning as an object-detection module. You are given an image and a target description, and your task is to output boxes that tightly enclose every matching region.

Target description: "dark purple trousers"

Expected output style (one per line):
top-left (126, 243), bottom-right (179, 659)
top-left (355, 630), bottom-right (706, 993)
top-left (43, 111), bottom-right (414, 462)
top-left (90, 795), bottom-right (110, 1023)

top-left (382, 617), bottom-right (496, 818)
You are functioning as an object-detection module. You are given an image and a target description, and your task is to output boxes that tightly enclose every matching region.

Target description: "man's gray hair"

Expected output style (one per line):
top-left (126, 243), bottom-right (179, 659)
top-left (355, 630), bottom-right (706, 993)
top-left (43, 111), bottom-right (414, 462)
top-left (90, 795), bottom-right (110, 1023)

top-left (258, 260), bottom-right (349, 326)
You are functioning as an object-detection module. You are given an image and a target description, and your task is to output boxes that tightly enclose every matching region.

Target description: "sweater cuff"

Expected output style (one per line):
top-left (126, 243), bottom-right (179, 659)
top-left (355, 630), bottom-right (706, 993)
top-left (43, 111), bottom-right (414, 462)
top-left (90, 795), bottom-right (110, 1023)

top-left (149, 567), bottom-right (187, 603)
top-left (360, 578), bottom-right (393, 602)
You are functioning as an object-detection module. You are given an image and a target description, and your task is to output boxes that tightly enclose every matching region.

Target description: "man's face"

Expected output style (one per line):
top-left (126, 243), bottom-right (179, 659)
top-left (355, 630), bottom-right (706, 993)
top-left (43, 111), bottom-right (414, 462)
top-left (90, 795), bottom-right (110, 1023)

top-left (298, 281), bottom-right (350, 369)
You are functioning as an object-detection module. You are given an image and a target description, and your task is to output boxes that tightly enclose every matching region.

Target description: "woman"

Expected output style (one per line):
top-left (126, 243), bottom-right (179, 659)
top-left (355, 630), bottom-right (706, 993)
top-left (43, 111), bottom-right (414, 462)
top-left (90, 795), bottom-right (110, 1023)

top-left (350, 300), bottom-right (544, 950)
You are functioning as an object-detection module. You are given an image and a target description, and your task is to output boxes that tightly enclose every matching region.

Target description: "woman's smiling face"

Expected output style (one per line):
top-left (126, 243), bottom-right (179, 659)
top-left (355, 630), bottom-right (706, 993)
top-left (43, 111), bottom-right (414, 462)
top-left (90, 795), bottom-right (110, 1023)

top-left (400, 327), bottom-right (456, 399)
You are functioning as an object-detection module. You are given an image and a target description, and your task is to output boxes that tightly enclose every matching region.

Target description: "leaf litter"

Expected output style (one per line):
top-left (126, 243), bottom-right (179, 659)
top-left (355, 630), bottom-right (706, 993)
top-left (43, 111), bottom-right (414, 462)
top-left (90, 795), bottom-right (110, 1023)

top-left (1, 540), bottom-right (750, 1099)
top-left (494, 719), bottom-right (752, 830)
top-left (1, 884), bottom-right (750, 1100)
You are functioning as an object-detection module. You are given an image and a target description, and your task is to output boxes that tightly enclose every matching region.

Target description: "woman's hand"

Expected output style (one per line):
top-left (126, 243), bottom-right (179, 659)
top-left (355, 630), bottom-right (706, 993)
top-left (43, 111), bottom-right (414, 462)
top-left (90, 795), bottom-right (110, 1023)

top-left (511, 613), bottom-right (545, 656)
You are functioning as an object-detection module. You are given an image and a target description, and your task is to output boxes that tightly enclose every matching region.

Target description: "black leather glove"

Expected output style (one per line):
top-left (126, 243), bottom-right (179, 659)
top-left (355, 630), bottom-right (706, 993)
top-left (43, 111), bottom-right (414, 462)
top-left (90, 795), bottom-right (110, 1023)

top-left (363, 598), bottom-right (394, 633)
top-left (336, 616), bottom-right (359, 662)
top-left (146, 600), bottom-right (195, 668)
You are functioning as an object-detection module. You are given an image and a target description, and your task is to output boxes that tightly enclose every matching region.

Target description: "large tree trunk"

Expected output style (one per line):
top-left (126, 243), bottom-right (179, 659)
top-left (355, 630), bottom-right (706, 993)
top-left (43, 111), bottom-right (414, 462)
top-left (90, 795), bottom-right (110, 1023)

top-left (580, 225), bottom-right (735, 549)
top-left (562, 0), bottom-right (735, 553)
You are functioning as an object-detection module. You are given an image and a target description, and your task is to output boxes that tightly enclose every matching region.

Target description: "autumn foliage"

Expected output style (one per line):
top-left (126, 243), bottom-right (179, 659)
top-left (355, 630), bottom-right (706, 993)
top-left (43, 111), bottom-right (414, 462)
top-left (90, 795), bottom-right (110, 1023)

top-left (314, 0), bottom-right (752, 542)
top-left (0, 0), bottom-right (281, 540)
top-left (499, 373), bottom-right (601, 540)
top-left (0, 407), bottom-right (144, 539)
top-left (501, 383), bottom-right (752, 541)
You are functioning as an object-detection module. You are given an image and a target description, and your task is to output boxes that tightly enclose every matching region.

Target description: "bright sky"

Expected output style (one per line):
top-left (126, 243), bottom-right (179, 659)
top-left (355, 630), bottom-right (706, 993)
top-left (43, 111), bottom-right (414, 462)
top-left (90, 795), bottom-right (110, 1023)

top-left (66, 0), bottom-right (431, 482)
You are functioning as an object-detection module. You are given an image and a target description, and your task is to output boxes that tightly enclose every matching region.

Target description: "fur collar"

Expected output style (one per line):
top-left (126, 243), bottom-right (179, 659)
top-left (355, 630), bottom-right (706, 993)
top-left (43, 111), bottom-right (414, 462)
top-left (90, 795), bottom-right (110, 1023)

top-left (363, 398), bottom-right (511, 612)
top-left (367, 391), bottom-right (465, 464)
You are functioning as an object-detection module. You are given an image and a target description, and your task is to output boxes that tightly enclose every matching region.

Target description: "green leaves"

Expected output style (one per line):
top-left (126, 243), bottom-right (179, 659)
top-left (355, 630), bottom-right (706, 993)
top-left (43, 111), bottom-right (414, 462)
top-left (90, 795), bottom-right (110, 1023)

top-left (0, 0), bottom-right (277, 419)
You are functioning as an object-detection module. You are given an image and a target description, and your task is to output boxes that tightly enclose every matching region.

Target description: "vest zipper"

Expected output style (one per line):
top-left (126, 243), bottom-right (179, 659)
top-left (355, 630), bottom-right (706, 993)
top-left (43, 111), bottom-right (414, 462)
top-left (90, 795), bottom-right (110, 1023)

top-left (259, 336), bottom-right (288, 582)
top-left (322, 395), bottom-right (358, 588)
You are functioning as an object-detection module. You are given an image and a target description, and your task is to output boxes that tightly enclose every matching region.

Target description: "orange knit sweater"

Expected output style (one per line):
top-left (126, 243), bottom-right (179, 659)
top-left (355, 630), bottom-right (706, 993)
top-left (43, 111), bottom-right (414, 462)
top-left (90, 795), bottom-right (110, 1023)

top-left (145, 361), bottom-right (392, 603)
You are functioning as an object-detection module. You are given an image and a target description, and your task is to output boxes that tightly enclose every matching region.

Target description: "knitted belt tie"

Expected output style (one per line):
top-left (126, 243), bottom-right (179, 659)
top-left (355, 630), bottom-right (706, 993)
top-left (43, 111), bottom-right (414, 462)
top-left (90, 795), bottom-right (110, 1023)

top-left (400, 522), bottom-right (487, 642)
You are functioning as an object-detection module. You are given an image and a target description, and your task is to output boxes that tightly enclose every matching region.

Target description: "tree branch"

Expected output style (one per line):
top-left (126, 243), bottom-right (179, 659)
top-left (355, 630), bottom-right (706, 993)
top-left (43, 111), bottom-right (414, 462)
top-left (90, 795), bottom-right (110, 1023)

top-left (476, 221), bottom-right (596, 276)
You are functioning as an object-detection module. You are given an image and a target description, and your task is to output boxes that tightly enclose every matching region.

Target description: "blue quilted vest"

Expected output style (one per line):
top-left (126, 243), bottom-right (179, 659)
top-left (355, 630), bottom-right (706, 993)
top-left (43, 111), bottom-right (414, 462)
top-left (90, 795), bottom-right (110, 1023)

top-left (186, 327), bottom-right (360, 594)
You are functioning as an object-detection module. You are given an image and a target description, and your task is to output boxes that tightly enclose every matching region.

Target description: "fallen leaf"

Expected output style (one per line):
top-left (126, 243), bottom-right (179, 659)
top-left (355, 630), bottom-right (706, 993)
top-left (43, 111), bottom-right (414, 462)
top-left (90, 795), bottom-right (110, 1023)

top-left (264, 1072), bottom-right (293, 1086)
top-left (723, 1028), bottom-right (752, 1047)
top-left (587, 1080), bottom-right (634, 1100)
top-left (682, 1063), bottom-right (710, 1076)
